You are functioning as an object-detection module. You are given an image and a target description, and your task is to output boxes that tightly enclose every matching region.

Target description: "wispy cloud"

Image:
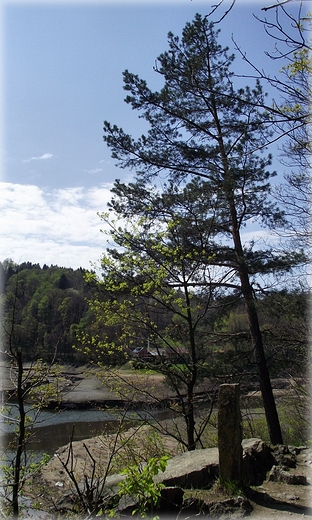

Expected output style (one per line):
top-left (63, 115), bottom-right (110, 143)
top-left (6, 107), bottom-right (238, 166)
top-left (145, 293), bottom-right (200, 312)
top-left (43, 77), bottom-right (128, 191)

top-left (22, 153), bottom-right (54, 163)
top-left (0, 182), bottom-right (113, 269)
top-left (86, 168), bottom-right (103, 174)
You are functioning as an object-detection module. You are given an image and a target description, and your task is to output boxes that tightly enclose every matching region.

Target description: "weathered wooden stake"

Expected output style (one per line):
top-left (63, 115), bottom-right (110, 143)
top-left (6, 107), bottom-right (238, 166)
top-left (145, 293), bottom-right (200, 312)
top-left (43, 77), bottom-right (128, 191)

top-left (218, 383), bottom-right (243, 485)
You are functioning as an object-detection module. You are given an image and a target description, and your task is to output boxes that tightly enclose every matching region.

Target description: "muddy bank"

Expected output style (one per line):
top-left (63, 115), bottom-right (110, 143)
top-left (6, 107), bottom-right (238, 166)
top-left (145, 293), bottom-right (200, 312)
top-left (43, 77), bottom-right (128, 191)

top-left (47, 366), bottom-right (296, 410)
top-left (38, 364), bottom-right (221, 410)
top-left (1, 362), bottom-right (295, 411)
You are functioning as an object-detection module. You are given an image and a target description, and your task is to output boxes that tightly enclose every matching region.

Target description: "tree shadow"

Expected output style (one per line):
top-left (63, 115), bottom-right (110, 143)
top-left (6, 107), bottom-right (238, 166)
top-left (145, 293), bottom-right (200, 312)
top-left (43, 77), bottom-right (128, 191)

top-left (246, 487), bottom-right (312, 517)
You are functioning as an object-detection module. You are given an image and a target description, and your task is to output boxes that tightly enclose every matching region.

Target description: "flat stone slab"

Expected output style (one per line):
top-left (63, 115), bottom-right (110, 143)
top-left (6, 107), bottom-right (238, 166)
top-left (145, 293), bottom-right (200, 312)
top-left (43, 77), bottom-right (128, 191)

top-left (104, 447), bottom-right (220, 494)
top-left (156, 447), bottom-right (219, 488)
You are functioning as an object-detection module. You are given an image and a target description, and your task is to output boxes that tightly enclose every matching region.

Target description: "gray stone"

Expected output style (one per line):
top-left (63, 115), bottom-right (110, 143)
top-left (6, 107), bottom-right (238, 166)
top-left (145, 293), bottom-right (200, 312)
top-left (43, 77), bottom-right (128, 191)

top-left (155, 447), bottom-right (219, 489)
top-left (268, 465), bottom-right (308, 485)
top-left (107, 439), bottom-right (272, 496)
top-left (181, 495), bottom-right (253, 518)
top-left (272, 444), bottom-right (296, 468)
top-left (218, 384), bottom-right (243, 484)
top-left (103, 472), bottom-right (125, 493)
top-left (208, 496), bottom-right (253, 518)
top-left (53, 438), bottom-right (312, 518)
top-left (242, 438), bottom-right (275, 485)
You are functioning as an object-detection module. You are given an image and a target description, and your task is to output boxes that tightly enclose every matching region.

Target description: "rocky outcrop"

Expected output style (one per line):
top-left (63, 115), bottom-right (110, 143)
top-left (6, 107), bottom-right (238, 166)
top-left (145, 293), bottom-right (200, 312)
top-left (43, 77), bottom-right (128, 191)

top-left (268, 465), bottom-right (308, 485)
top-left (53, 439), bottom-right (312, 518)
top-left (267, 444), bottom-right (311, 485)
top-left (156, 447), bottom-right (219, 489)
top-left (242, 438), bottom-right (275, 485)
top-left (111, 439), bottom-right (270, 517)
top-left (104, 447), bottom-right (220, 497)
top-left (181, 495), bottom-right (253, 519)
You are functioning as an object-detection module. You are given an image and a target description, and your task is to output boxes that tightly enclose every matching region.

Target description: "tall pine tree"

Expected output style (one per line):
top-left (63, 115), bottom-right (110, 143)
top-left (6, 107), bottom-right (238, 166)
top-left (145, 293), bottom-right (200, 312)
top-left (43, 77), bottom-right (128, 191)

top-left (103, 15), bottom-right (302, 444)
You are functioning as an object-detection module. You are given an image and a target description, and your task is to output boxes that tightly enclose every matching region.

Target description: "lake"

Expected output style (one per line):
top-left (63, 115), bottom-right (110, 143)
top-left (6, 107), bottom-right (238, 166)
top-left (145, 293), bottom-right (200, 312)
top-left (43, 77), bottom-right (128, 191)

top-left (0, 405), bottom-right (172, 458)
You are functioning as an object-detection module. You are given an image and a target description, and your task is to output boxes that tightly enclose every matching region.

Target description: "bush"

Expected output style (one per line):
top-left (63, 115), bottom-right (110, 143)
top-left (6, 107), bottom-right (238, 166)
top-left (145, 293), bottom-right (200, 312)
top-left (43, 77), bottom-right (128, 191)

top-left (118, 456), bottom-right (169, 517)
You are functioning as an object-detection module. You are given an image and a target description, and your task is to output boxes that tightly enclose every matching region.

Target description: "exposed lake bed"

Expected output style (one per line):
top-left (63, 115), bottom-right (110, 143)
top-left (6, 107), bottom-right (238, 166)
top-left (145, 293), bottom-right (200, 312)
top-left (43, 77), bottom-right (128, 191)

top-left (0, 362), bottom-right (299, 456)
top-left (0, 363), bottom-right (189, 457)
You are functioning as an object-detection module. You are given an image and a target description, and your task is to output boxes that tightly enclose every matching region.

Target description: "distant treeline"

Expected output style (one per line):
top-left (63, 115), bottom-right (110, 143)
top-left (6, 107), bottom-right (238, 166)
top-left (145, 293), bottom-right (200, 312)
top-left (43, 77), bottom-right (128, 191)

top-left (0, 259), bottom-right (308, 377)
top-left (1, 260), bottom-right (92, 363)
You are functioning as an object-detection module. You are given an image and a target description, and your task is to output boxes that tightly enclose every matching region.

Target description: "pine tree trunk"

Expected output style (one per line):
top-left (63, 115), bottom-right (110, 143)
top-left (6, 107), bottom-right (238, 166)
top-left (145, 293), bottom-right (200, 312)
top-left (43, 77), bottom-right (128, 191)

top-left (230, 208), bottom-right (283, 445)
top-left (238, 261), bottom-right (283, 444)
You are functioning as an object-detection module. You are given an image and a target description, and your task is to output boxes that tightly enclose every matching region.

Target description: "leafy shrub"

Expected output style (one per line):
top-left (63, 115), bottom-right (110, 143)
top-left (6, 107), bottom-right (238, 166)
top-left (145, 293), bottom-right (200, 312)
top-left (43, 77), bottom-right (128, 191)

top-left (118, 455), bottom-right (169, 517)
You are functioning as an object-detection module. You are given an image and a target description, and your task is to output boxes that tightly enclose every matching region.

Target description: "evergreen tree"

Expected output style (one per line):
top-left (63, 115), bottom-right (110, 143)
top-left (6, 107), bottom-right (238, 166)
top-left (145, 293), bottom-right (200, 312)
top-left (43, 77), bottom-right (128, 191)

top-left (102, 14), bottom-right (303, 444)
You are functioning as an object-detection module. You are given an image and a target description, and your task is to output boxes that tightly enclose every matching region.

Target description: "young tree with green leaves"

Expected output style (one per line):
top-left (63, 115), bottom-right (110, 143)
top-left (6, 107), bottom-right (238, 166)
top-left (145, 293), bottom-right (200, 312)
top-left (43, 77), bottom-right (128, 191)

top-left (102, 14), bottom-right (303, 445)
top-left (82, 181), bottom-right (229, 451)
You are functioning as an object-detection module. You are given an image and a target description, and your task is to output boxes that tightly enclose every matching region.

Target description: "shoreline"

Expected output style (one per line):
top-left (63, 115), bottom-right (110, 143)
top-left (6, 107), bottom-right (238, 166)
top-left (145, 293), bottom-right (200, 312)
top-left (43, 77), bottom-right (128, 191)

top-left (1, 362), bottom-right (295, 412)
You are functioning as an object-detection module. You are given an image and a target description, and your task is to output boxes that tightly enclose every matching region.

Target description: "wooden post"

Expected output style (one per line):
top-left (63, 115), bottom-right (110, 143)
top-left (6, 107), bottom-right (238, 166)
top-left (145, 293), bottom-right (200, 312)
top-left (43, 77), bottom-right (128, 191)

top-left (218, 383), bottom-right (243, 485)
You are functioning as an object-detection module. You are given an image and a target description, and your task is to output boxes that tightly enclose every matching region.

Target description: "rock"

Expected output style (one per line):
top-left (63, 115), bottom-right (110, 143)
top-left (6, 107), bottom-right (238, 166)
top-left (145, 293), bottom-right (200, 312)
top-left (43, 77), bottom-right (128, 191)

top-left (155, 447), bottom-right (219, 489)
top-left (179, 495), bottom-right (253, 519)
top-left (272, 444), bottom-right (296, 468)
top-left (49, 438), bottom-right (311, 518)
top-left (55, 492), bottom-right (80, 515)
top-left (107, 439), bottom-right (274, 495)
top-left (242, 438), bottom-right (275, 485)
top-left (218, 384), bottom-right (243, 485)
top-left (268, 465), bottom-right (308, 485)
top-left (115, 493), bottom-right (138, 517)
top-left (208, 496), bottom-right (253, 518)
top-left (104, 472), bottom-right (126, 493)
top-left (159, 486), bottom-right (184, 511)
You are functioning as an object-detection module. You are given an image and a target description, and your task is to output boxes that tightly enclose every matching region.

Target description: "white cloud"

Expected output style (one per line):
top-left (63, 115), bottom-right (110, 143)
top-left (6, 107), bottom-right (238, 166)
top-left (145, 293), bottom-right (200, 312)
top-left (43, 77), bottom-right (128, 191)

top-left (0, 182), bottom-right (113, 269)
top-left (0, 181), bottom-right (278, 271)
top-left (22, 153), bottom-right (54, 163)
top-left (86, 168), bottom-right (103, 174)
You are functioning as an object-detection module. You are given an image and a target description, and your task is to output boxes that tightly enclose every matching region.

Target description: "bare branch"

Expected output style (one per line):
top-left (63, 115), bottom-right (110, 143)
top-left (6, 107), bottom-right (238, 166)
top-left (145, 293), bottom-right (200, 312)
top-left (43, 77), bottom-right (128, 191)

top-left (262, 0), bottom-right (306, 12)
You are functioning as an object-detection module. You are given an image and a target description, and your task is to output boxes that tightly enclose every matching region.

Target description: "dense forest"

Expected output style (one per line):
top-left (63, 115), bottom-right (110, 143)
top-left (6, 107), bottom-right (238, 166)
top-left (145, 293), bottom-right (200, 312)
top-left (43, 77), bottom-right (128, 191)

top-left (0, 260), bottom-right (90, 363)
top-left (0, 259), bottom-right (308, 381)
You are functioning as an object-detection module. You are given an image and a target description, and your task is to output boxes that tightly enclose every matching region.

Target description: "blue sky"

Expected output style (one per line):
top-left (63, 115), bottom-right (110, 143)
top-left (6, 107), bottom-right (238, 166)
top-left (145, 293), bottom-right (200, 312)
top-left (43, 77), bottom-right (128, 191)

top-left (1, 0), bottom-right (300, 270)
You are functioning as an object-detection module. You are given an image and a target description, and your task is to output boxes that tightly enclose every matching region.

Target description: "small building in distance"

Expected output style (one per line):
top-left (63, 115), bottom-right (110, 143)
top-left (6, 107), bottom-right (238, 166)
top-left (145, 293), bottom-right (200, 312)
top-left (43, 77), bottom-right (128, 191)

top-left (131, 345), bottom-right (189, 363)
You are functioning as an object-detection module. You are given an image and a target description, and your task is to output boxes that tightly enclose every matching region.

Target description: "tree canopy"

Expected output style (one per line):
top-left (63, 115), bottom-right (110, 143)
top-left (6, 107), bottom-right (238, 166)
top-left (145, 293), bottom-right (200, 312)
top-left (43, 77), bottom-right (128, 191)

top-left (100, 13), bottom-right (309, 445)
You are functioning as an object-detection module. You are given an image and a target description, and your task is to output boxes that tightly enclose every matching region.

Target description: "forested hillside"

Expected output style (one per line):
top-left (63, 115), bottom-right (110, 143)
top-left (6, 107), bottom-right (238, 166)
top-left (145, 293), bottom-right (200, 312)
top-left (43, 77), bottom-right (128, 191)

top-left (0, 260), bottom-right (91, 362)
top-left (0, 258), bottom-right (308, 378)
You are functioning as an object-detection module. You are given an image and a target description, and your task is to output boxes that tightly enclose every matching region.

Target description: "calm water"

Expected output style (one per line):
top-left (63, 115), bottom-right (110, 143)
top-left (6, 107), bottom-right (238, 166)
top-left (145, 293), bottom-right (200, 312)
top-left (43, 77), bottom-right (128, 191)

top-left (0, 405), bottom-right (171, 457)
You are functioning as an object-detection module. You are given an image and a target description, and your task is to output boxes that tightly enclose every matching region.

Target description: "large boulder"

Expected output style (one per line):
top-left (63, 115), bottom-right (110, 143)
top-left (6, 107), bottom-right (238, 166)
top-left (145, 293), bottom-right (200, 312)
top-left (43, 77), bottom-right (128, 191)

top-left (155, 447), bottom-right (219, 489)
top-left (107, 447), bottom-right (220, 517)
top-left (107, 439), bottom-right (271, 495)
top-left (242, 438), bottom-right (275, 485)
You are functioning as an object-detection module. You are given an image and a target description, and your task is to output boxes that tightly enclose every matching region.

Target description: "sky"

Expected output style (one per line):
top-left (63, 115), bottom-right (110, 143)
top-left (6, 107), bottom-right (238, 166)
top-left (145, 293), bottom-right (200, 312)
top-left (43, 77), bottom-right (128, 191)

top-left (1, 0), bottom-right (303, 270)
